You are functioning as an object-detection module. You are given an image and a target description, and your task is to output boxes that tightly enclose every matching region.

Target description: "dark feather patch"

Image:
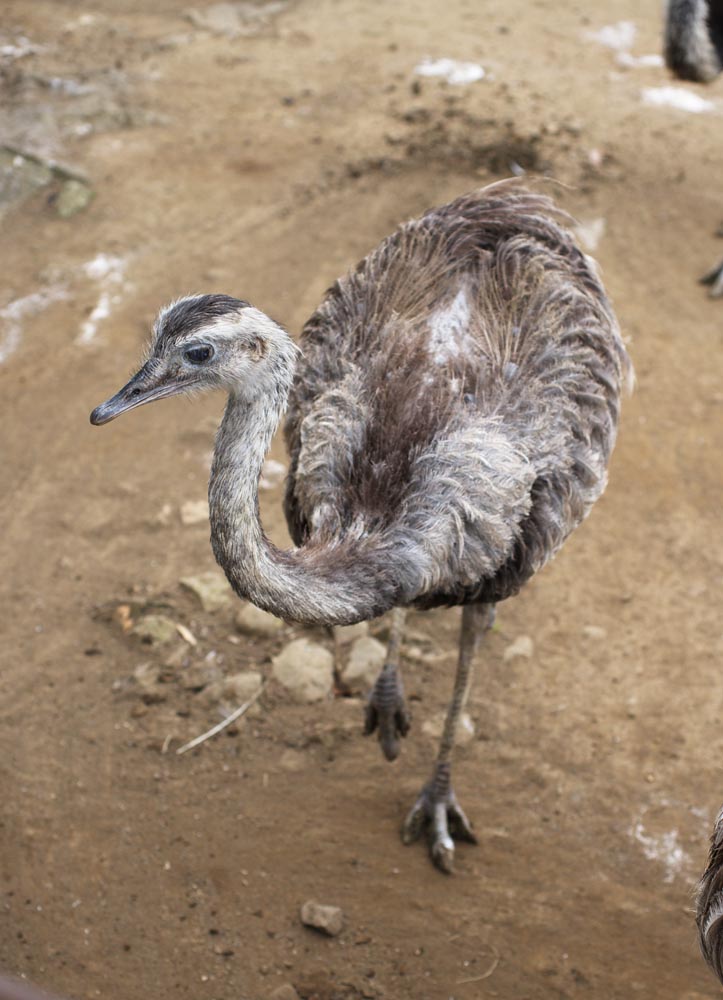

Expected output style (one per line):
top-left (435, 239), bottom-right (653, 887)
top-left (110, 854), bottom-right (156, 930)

top-left (155, 294), bottom-right (250, 347)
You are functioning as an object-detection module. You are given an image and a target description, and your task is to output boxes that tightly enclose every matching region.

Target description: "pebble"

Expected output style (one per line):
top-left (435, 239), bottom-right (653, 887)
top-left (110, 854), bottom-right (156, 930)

top-left (300, 900), bottom-right (344, 936)
top-left (180, 663), bottom-right (223, 691)
top-left (56, 178), bottom-right (94, 218)
top-left (224, 670), bottom-right (264, 702)
top-left (180, 499), bottom-right (209, 525)
top-left (269, 986), bottom-right (300, 1000)
top-left (421, 711), bottom-right (476, 746)
top-left (341, 636), bottom-right (386, 690)
top-left (503, 635), bottom-right (534, 661)
top-left (333, 622), bottom-right (369, 646)
top-left (199, 670), bottom-right (263, 708)
top-left (582, 625), bottom-right (608, 640)
top-left (163, 643), bottom-right (191, 669)
top-left (132, 614), bottom-right (177, 645)
top-left (133, 661), bottom-right (161, 689)
top-left (187, 1), bottom-right (289, 38)
top-left (180, 572), bottom-right (232, 612)
top-left (272, 639), bottom-right (334, 703)
top-left (235, 603), bottom-right (284, 637)
top-left (279, 749), bottom-right (306, 772)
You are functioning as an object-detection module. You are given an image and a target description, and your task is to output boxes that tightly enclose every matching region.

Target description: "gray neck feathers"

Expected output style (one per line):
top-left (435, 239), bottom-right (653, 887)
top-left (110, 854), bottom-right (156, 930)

top-left (208, 338), bottom-right (399, 625)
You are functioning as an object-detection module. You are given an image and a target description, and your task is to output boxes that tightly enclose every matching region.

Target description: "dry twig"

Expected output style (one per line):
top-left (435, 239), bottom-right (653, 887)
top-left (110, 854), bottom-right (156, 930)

top-left (175, 685), bottom-right (264, 755)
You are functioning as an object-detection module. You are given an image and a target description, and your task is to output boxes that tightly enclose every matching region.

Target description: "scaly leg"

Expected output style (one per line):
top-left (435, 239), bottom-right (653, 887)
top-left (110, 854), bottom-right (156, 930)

top-left (364, 607), bottom-right (410, 761)
top-left (402, 602), bottom-right (495, 872)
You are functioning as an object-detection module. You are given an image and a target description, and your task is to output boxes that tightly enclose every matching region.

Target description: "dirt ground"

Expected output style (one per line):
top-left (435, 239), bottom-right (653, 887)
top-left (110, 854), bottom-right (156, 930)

top-left (1, 1), bottom-right (722, 998)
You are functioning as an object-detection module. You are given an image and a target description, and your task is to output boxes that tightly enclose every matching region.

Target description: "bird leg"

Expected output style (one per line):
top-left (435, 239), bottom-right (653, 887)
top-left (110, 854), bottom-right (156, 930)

top-left (402, 602), bottom-right (494, 873)
top-left (364, 607), bottom-right (410, 761)
top-left (701, 256), bottom-right (723, 297)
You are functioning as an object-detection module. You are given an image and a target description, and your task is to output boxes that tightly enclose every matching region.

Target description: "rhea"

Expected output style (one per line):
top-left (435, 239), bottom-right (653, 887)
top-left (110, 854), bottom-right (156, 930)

top-left (91, 182), bottom-right (631, 871)
top-left (665, 0), bottom-right (723, 296)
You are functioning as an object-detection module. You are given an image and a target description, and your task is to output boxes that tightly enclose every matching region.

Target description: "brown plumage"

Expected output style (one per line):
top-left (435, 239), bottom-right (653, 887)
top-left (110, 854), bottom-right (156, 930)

top-left (90, 180), bottom-right (631, 870)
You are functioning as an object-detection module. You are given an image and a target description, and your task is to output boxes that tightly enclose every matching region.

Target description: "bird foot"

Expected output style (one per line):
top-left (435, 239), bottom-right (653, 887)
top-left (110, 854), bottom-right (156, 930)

top-left (701, 257), bottom-right (723, 297)
top-left (401, 763), bottom-right (477, 873)
top-left (363, 662), bottom-right (411, 762)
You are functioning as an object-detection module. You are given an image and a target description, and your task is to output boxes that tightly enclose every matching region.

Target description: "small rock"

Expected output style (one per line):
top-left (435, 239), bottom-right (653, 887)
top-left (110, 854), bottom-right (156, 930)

top-left (133, 661), bottom-right (161, 689)
top-left (582, 625), bottom-right (607, 640)
top-left (269, 986), bottom-right (300, 1000)
top-left (333, 622), bottom-right (369, 646)
top-left (163, 643), bottom-right (191, 669)
top-left (180, 571), bottom-right (232, 612)
top-left (300, 900), bottom-right (344, 936)
top-left (198, 671), bottom-right (263, 710)
top-left (224, 670), bottom-right (263, 702)
top-left (132, 614), bottom-right (177, 645)
top-left (180, 663), bottom-right (222, 691)
top-left (187, 1), bottom-right (289, 38)
top-left (0, 146), bottom-right (52, 216)
top-left (197, 680), bottom-right (226, 706)
top-left (279, 749), bottom-right (305, 772)
top-left (503, 635), bottom-right (534, 662)
top-left (272, 639), bottom-right (334, 703)
top-left (235, 603), bottom-right (284, 637)
top-left (113, 603), bottom-right (134, 633)
top-left (56, 179), bottom-right (94, 218)
top-left (421, 710), bottom-right (475, 746)
top-left (587, 147), bottom-right (604, 169)
top-left (341, 636), bottom-right (386, 690)
top-left (180, 499), bottom-right (209, 525)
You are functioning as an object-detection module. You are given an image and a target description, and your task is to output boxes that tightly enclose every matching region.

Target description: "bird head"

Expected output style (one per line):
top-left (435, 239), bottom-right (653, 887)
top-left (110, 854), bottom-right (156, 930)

top-left (90, 294), bottom-right (296, 426)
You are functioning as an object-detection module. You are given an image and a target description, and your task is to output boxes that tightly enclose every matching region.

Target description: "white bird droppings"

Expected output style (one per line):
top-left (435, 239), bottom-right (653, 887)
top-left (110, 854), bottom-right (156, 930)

top-left (0, 287), bottom-right (68, 364)
top-left (82, 253), bottom-right (125, 281)
top-left (414, 58), bottom-right (485, 86)
top-left (642, 86), bottom-right (716, 113)
top-left (585, 21), bottom-right (636, 52)
top-left (630, 822), bottom-right (689, 883)
top-left (76, 254), bottom-right (127, 344)
top-left (77, 292), bottom-right (113, 345)
top-left (617, 52), bottom-right (663, 69)
top-left (584, 21), bottom-right (662, 69)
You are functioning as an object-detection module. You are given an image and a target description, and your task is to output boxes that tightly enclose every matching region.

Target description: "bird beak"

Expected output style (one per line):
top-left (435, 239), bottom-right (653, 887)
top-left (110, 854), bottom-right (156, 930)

top-left (90, 361), bottom-right (184, 426)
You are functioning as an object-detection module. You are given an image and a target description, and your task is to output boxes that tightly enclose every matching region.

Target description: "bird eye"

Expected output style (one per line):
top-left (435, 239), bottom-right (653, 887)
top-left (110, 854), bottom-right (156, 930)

top-left (184, 345), bottom-right (214, 365)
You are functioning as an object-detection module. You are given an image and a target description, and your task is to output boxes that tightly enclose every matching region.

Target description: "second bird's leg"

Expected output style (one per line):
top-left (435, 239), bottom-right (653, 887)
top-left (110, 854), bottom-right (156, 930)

top-left (402, 602), bottom-right (495, 873)
top-left (364, 607), bottom-right (410, 761)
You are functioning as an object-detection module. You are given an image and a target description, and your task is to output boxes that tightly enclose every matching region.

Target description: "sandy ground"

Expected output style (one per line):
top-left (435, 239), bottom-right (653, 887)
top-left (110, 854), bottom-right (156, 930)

top-left (1, 2), bottom-right (722, 998)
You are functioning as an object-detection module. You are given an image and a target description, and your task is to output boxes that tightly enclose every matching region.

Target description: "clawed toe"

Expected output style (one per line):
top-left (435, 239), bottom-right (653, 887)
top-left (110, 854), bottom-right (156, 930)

top-left (401, 775), bottom-right (477, 873)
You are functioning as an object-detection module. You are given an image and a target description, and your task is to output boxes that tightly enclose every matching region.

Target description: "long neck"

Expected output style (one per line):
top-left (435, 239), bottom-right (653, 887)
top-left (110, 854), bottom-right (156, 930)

top-left (208, 347), bottom-right (400, 626)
